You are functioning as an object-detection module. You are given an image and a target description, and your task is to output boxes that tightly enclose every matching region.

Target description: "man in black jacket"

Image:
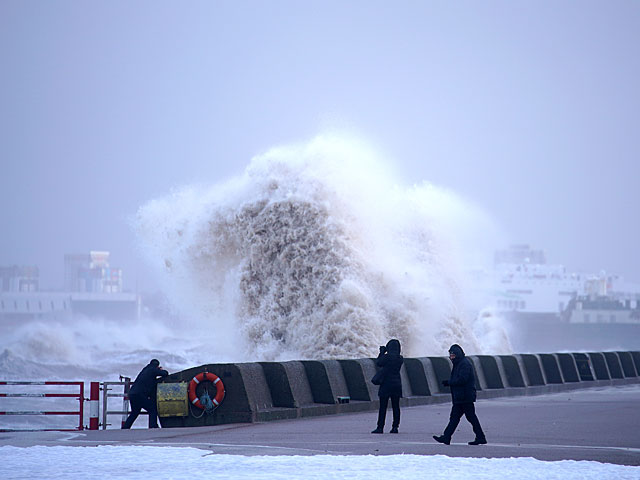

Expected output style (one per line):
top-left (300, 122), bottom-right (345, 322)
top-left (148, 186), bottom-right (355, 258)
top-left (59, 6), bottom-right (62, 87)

top-left (122, 359), bottom-right (168, 429)
top-left (433, 344), bottom-right (487, 445)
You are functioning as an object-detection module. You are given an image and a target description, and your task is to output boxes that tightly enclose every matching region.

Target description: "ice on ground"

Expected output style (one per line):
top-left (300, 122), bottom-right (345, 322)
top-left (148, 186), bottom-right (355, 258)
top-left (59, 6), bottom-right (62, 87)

top-left (0, 446), bottom-right (638, 480)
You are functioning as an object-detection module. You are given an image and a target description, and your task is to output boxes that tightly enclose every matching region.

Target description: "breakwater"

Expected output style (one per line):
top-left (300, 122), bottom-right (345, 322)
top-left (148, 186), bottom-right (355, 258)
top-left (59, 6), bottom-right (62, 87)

top-left (158, 350), bottom-right (640, 428)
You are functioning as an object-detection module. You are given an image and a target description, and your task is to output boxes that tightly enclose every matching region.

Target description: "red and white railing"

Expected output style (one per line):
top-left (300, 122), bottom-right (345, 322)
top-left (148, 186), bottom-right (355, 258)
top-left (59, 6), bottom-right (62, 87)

top-left (0, 381), bottom-right (85, 432)
top-left (0, 379), bottom-right (141, 432)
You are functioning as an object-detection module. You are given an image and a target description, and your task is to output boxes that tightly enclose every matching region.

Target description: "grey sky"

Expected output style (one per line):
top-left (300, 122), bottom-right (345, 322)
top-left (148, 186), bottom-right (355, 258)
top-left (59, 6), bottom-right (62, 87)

top-left (1, 1), bottom-right (639, 291)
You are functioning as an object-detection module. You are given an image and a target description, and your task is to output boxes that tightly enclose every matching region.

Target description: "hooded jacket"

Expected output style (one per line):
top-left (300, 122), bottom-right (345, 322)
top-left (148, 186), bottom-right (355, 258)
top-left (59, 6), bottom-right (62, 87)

top-left (129, 359), bottom-right (168, 398)
top-left (376, 339), bottom-right (403, 398)
top-left (447, 344), bottom-right (477, 404)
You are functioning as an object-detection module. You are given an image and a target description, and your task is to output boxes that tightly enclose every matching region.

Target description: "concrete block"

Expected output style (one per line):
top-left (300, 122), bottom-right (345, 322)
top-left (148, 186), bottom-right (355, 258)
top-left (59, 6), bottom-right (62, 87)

top-left (301, 360), bottom-right (350, 404)
top-left (538, 354), bottom-right (563, 384)
top-left (468, 356), bottom-right (488, 390)
top-left (260, 361), bottom-right (315, 408)
top-left (555, 353), bottom-right (580, 383)
top-left (399, 363), bottom-right (413, 397)
top-left (572, 353), bottom-right (595, 381)
top-left (497, 355), bottom-right (526, 387)
top-left (339, 358), bottom-right (377, 401)
top-left (428, 356), bottom-right (452, 393)
top-left (587, 352), bottom-right (611, 380)
top-left (476, 355), bottom-right (505, 389)
top-left (414, 357), bottom-right (441, 395)
top-left (517, 354), bottom-right (545, 386)
top-left (403, 358), bottom-right (432, 396)
top-left (631, 351), bottom-right (640, 375)
top-left (603, 352), bottom-right (624, 379)
top-left (616, 351), bottom-right (638, 377)
top-left (159, 362), bottom-right (278, 427)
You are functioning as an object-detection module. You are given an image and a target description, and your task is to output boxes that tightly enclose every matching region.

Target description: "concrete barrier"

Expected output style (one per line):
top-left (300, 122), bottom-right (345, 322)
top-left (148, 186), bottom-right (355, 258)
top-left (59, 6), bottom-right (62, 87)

top-left (399, 363), bottom-right (414, 397)
top-left (497, 355), bottom-right (526, 388)
top-left (428, 356), bottom-right (452, 394)
top-left (413, 357), bottom-right (442, 396)
top-left (403, 358), bottom-right (432, 396)
top-left (588, 352), bottom-right (611, 380)
top-left (339, 359), bottom-right (377, 401)
top-left (555, 353), bottom-right (580, 383)
top-left (260, 361), bottom-right (314, 408)
top-left (517, 354), bottom-right (545, 386)
top-left (572, 353), bottom-right (595, 381)
top-left (475, 355), bottom-right (505, 389)
top-left (156, 351), bottom-right (640, 428)
top-left (159, 362), bottom-right (291, 427)
top-left (631, 351), bottom-right (640, 374)
top-left (538, 354), bottom-right (563, 384)
top-left (301, 360), bottom-right (350, 404)
top-left (616, 351), bottom-right (638, 377)
top-left (603, 352), bottom-right (624, 379)
top-left (468, 356), bottom-right (488, 390)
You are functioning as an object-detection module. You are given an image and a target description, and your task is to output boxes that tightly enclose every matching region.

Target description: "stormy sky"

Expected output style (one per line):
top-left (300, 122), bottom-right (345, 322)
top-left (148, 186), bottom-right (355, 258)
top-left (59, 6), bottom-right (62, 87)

top-left (1, 1), bottom-right (638, 291)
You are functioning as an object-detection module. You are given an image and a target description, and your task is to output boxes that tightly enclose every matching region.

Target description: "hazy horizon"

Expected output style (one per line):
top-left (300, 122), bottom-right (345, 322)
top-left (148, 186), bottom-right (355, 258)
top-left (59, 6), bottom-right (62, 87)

top-left (1, 1), bottom-right (639, 292)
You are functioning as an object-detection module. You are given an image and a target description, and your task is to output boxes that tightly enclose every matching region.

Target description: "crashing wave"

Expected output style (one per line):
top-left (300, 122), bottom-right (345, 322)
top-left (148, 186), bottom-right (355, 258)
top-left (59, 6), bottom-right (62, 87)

top-left (135, 134), bottom-right (509, 360)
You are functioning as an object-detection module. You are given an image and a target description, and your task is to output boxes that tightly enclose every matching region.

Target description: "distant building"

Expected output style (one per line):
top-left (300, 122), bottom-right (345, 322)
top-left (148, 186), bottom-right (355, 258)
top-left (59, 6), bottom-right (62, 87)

top-left (0, 265), bottom-right (39, 292)
top-left (1, 252), bottom-right (137, 323)
top-left (64, 251), bottom-right (123, 293)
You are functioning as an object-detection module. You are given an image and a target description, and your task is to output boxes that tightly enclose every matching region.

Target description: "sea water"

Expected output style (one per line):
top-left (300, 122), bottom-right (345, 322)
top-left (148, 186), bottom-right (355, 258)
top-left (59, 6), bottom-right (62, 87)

top-left (1, 134), bottom-right (510, 381)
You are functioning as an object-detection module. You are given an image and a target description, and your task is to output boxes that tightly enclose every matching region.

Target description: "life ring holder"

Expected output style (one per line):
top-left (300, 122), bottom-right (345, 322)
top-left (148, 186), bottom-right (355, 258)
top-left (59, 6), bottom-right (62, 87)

top-left (188, 372), bottom-right (225, 415)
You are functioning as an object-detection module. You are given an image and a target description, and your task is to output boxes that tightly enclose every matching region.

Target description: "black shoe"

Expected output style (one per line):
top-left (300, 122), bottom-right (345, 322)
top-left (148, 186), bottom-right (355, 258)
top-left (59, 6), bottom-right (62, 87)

top-left (433, 435), bottom-right (450, 445)
top-left (468, 438), bottom-right (487, 445)
top-left (390, 427), bottom-right (398, 434)
top-left (371, 427), bottom-right (384, 434)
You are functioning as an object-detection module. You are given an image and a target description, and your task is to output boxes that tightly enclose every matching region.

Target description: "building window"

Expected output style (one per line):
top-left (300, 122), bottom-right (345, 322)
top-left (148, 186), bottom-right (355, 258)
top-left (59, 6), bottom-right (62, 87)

top-left (50, 301), bottom-right (55, 310)
top-left (26, 300), bottom-right (29, 311)
top-left (584, 313), bottom-right (590, 323)
top-left (39, 301), bottom-right (42, 310)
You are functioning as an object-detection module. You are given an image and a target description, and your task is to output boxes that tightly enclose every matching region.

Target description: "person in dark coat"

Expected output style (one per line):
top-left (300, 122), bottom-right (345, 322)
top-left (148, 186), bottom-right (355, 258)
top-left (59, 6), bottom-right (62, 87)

top-left (433, 344), bottom-right (487, 445)
top-left (122, 359), bottom-right (168, 429)
top-left (371, 339), bottom-right (403, 434)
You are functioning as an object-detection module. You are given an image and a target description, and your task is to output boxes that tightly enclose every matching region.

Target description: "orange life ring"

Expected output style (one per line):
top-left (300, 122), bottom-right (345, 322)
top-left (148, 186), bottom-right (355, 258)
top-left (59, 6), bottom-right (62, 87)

top-left (188, 372), bottom-right (225, 410)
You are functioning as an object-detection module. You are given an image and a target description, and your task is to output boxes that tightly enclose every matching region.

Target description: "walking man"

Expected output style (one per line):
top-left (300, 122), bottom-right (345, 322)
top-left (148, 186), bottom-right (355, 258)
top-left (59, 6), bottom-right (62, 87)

top-left (122, 359), bottom-right (168, 429)
top-left (433, 344), bottom-right (487, 445)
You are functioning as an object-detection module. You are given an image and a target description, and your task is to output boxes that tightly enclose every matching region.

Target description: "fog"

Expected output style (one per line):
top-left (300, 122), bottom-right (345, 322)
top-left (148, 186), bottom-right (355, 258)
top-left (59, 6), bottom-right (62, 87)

top-left (1, 2), bottom-right (640, 372)
top-left (1, 1), bottom-right (638, 291)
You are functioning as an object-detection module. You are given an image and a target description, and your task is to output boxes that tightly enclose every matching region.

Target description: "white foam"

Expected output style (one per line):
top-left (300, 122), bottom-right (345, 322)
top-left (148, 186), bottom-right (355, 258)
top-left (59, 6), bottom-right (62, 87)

top-left (134, 134), bottom-right (510, 361)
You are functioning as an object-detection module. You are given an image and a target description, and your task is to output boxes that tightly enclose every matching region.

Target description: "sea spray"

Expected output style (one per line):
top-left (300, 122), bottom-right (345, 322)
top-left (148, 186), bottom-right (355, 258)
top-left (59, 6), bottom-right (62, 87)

top-left (135, 134), bottom-right (510, 360)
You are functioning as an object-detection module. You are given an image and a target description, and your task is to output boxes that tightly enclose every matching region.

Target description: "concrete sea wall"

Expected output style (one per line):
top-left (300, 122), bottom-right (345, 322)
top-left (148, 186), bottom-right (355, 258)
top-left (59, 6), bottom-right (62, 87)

top-left (158, 350), bottom-right (640, 428)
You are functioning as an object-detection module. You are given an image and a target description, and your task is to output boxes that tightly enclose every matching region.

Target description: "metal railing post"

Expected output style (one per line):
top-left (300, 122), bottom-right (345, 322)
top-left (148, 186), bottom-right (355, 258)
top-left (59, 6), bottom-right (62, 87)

top-left (89, 382), bottom-right (99, 430)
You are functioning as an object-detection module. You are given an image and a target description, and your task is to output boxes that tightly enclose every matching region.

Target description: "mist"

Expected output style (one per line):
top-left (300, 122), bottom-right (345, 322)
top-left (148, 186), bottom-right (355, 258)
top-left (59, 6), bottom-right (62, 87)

top-left (1, 2), bottom-right (639, 380)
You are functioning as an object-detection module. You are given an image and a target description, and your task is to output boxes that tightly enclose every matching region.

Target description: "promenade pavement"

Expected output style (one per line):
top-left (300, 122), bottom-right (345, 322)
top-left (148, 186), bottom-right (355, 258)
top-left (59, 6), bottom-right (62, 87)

top-left (1, 384), bottom-right (639, 466)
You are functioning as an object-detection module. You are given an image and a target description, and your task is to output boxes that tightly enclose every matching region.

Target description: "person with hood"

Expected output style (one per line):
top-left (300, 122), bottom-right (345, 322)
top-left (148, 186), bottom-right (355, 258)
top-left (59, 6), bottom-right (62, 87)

top-left (122, 359), bottom-right (168, 429)
top-left (371, 339), bottom-right (403, 434)
top-left (433, 344), bottom-right (487, 445)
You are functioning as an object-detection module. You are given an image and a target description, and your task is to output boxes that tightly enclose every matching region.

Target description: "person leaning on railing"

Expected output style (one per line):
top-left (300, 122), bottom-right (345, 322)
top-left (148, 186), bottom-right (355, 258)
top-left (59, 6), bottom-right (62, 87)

top-left (122, 359), bottom-right (168, 429)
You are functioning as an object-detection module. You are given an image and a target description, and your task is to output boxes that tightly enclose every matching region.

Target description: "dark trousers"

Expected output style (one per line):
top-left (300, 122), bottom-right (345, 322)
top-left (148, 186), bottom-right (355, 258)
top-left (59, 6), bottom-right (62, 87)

top-left (377, 395), bottom-right (400, 429)
top-left (443, 402), bottom-right (485, 440)
top-left (122, 392), bottom-right (159, 429)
